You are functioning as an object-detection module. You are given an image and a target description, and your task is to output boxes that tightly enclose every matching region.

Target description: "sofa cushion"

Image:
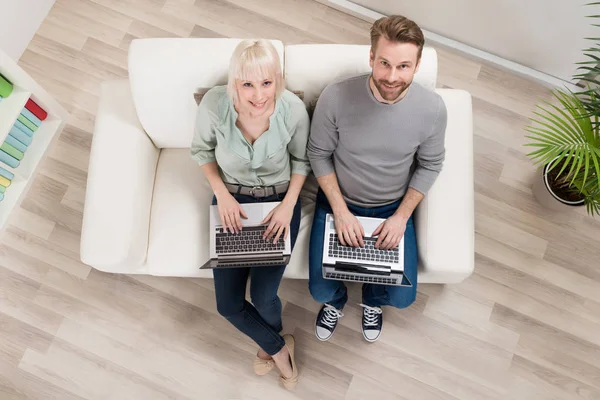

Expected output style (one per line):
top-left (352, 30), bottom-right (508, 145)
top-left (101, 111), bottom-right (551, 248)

top-left (146, 149), bottom-right (319, 278)
top-left (284, 44), bottom-right (438, 105)
top-left (128, 38), bottom-right (285, 149)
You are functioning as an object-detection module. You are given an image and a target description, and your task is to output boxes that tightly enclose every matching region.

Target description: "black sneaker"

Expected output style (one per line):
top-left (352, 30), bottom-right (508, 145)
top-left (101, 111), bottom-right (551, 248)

top-left (360, 304), bottom-right (383, 342)
top-left (315, 303), bottom-right (344, 341)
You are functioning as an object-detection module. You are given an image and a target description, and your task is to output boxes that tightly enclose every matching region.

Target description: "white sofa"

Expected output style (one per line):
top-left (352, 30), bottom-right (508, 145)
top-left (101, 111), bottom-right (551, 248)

top-left (80, 38), bottom-right (474, 284)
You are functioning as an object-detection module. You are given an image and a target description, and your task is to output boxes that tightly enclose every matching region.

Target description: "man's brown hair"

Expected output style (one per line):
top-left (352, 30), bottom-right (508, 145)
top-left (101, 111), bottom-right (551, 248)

top-left (370, 15), bottom-right (425, 60)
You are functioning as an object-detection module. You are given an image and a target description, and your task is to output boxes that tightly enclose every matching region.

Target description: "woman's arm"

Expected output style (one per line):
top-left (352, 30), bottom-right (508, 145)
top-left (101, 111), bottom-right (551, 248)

top-left (192, 89), bottom-right (247, 233)
top-left (281, 173), bottom-right (306, 207)
top-left (200, 161), bottom-right (229, 200)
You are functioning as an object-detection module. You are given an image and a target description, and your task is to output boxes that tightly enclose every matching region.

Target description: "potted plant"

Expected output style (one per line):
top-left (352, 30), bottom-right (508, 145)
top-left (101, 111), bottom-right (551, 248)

top-left (525, 3), bottom-right (600, 216)
top-left (526, 89), bottom-right (600, 215)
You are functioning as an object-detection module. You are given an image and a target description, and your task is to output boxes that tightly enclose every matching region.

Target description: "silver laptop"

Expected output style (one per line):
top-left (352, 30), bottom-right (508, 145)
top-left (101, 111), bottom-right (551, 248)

top-left (322, 213), bottom-right (411, 287)
top-left (200, 202), bottom-right (292, 269)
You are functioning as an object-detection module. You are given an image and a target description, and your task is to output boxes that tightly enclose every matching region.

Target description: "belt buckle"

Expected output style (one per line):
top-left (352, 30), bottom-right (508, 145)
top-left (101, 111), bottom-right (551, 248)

top-left (250, 186), bottom-right (266, 198)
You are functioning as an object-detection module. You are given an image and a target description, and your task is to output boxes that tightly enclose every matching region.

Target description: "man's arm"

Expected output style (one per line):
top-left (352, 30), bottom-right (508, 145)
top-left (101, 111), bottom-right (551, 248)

top-left (316, 172), bottom-right (365, 247)
top-left (407, 96), bottom-right (447, 195)
top-left (374, 97), bottom-right (447, 249)
top-left (394, 187), bottom-right (424, 221)
top-left (308, 85), bottom-right (365, 247)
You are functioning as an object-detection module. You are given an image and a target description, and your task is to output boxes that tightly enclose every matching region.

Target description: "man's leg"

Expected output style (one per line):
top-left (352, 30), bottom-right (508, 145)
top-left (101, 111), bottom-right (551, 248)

top-left (362, 216), bottom-right (418, 309)
top-left (360, 214), bottom-right (418, 342)
top-left (308, 189), bottom-right (348, 309)
top-left (309, 189), bottom-right (348, 341)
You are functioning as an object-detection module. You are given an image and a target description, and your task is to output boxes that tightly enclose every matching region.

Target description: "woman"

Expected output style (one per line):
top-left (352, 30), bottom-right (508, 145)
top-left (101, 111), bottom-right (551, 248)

top-left (190, 40), bottom-right (310, 389)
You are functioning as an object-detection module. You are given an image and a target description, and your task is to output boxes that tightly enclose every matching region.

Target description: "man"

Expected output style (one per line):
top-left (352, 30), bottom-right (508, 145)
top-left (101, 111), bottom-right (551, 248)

top-left (307, 15), bottom-right (447, 342)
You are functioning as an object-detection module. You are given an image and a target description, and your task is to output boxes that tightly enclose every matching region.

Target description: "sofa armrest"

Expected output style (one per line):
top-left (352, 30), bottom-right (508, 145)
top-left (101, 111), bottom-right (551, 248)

top-left (80, 79), bottom-right (160, 273)
top-left (416, 89), bottom-right (474, 284)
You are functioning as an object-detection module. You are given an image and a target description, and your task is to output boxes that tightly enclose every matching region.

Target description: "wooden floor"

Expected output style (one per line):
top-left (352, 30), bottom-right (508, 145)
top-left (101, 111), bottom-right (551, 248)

top-left (1, 0), bottom-right (599, 399)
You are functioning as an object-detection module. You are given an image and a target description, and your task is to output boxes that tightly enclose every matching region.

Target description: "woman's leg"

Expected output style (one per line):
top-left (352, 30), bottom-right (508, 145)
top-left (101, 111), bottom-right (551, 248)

top-left (213, 266), bottom-right (286, 356)
top-left (249, 197), bottom-right (301, 331)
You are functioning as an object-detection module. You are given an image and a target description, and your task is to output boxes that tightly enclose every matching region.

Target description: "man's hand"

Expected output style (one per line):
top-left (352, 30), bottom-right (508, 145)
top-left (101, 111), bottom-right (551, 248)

top-left (334, 209), bottom-right (364, 247)
top-left (373, 214), bottom-right (407, 250)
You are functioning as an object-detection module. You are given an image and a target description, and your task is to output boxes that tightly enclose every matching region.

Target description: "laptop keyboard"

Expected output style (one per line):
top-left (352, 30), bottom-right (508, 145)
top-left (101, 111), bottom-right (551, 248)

top-left (325, 272), bottom-right (398, 285)
top-left (328, 234), bottom-right (399, 263)
top-left (216, 226), bottom-right (285, 254)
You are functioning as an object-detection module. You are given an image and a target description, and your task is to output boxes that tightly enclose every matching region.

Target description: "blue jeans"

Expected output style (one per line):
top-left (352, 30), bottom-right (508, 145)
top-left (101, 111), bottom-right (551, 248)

top-left (309, 189), bottom-right (418, 310)
top-left (212, 191), bottom-right (301, 355)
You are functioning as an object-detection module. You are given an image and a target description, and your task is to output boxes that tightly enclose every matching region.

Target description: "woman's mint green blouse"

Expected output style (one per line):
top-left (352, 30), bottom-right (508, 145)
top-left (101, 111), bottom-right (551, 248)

top-left (190, 85), bottom-right (311, 186)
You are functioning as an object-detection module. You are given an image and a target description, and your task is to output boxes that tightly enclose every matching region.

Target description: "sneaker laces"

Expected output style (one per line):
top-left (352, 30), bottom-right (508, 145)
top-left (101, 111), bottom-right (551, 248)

top-left (360, 304), bottom-right (382, 327)
top-left (321, 304), bottom-right (344, 329)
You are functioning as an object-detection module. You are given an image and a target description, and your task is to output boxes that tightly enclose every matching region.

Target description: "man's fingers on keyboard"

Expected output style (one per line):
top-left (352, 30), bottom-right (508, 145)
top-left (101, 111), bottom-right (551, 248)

top-left (372, 222), bottom-right (383, 237)
top-left (356, 226), bottom-right (365, 247)
top-left (385, 234), bottom-right (395, 249)
top-left (337, 229), bottom-right (347, 246)
top-left (352, 226), bottom-right (363, 247)
top-left (351, 230), bottom-right (361, 247)
top-left (343, 230), bottom-right (354, 247)
top-left (375, 229), bottom-right (388, 248)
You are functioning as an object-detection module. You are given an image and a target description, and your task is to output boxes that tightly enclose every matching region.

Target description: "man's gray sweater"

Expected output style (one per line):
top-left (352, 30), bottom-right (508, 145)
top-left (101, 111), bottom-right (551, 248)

top-left (307, 74), bottom-right (447, 207)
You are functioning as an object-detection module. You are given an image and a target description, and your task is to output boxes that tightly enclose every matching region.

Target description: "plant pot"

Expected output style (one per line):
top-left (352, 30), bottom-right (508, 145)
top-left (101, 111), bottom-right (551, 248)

top-left (532, 161), bottom-right (585, 212)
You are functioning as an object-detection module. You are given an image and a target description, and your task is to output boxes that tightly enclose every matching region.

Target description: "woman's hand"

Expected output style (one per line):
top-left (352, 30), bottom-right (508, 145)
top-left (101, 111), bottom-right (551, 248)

top-left (216, 191), bottom-right (248, 234)
top-left (261, 200), bottom-right (295, 244)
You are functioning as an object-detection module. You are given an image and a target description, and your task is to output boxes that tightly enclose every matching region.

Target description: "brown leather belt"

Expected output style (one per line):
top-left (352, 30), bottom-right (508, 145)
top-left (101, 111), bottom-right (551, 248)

top-left (224, 182), bottom-right (289, 198)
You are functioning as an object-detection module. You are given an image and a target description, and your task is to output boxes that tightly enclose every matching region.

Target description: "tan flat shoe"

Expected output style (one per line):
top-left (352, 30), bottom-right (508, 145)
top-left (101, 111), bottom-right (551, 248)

top-left (253, 354), bottom-right (275, 376)
top-left (280, 334), bottom-right (299, 390)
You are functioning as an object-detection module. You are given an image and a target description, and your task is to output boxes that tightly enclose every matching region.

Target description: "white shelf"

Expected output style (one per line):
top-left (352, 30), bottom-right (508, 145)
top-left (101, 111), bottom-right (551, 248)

top-left (0, 174), bottom-right (29, 230)
top-left (10, 119), bottom-right (64, 179)
top-left (0, 87), bottom-right (31, 144)
top-left (0, 47), bottom-right (68, 232)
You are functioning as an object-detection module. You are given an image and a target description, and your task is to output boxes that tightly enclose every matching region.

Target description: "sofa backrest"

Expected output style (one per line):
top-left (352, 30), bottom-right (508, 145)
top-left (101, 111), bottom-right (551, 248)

top-left (285, 44), bottom-right (437, 106)
top-left (127, 39), bottom-right (437, 149)
top-left (128, 38), bottom-right (285, 148)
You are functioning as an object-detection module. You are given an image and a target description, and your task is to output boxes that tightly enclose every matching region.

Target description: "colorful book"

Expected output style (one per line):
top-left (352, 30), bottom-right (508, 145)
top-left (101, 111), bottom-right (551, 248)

top-left (17, 115), bottom-right (37, 133)
top-left (1, 143), bottom-right (23, 160)
top-left (0, 150), bottom-right (18, 168)
top-left (0, 74), bottom-right (13, 98)
top-left (0, 166), bottom-right (14, 181)
top-left (4, 135), bottom-right (27, 153)
top-left (0, 176), bottom-right (10, 187)
top-left (0, 192), bottom-right (4, 201)
top-left (21, 107), bottom-right (42, 127)
top-left (0, 185), bottom-right (6, 194)
top-left (9, 125), bottom-right (32, 146)
top-left (14, 120), bottom-right (34, 137)
top-left (25, 98), bottom-right (47, 120)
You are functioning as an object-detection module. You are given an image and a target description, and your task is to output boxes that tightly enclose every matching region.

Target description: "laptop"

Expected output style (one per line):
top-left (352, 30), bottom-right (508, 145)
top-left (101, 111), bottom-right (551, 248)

top-left (322, 213), bottom-right (412, 287)
top-left (200, 202), bottom-right (292, 269)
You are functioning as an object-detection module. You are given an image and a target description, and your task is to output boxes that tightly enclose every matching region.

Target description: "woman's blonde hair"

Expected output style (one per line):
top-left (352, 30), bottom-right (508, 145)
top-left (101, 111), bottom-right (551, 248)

top-left (227, 39), bottom-right (284, 104)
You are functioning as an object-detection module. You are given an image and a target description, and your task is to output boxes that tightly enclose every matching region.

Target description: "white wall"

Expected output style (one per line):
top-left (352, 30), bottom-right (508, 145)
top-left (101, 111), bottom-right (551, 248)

top-left (0, 0), bottom-right (56, 61)
top-left (350, 0), bottom-right (595, 83)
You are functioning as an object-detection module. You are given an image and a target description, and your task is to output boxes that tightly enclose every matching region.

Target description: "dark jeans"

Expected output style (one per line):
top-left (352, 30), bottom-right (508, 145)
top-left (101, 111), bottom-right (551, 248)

top-left (309, 189), bottom-right (418, 310)
top-left (212, 191), bottom-right (301, 355)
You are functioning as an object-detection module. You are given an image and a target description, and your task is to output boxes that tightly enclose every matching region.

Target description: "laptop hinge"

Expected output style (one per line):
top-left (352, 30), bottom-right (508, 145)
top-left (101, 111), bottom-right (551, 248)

top-left (218, 252), bottom-right (284, 262)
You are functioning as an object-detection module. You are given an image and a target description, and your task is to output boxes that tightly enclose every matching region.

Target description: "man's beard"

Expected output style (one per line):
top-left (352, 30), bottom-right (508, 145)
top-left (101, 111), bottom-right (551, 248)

top-left (373, 78), bottom-right (411, 101)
